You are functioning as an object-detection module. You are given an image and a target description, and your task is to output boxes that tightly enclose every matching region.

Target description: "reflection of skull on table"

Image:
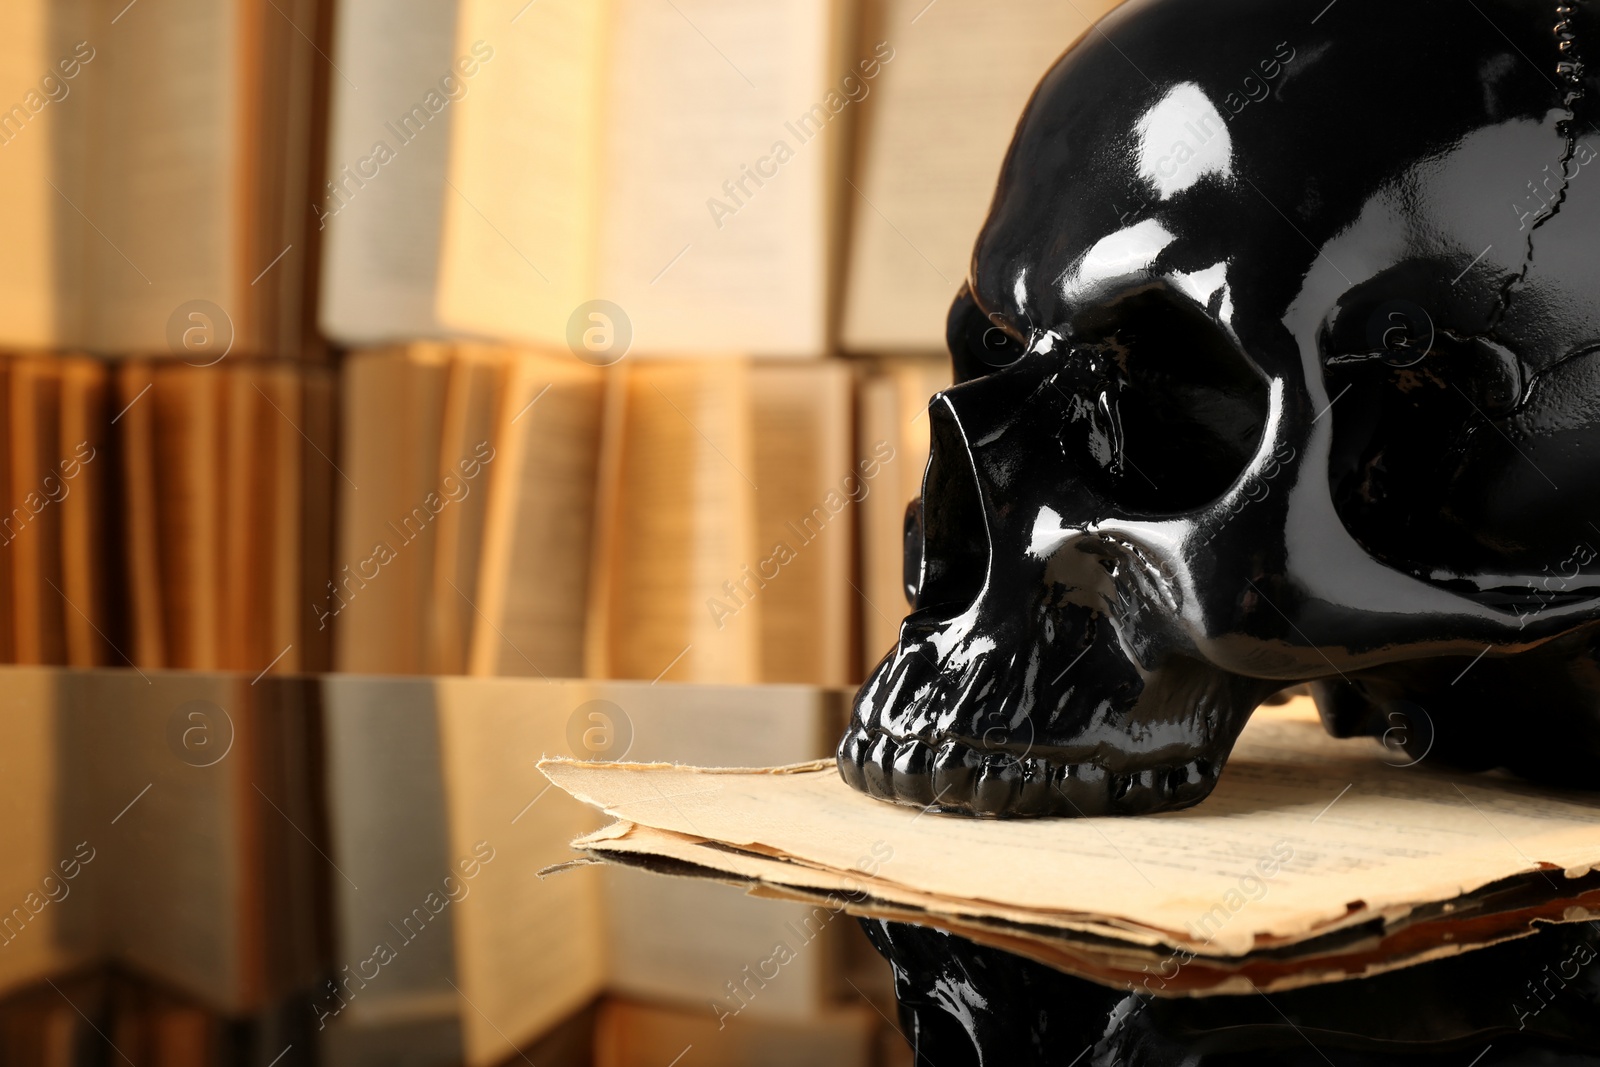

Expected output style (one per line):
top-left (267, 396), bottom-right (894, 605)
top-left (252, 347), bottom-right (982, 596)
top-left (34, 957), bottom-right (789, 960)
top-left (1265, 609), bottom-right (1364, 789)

top-left (839, 0), bottom-right (1600, 817)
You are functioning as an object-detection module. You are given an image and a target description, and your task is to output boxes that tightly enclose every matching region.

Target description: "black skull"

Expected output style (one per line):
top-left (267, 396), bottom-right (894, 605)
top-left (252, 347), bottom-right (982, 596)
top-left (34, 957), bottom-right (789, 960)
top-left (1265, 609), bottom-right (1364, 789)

top-left (839, 0), bottom-right (1600, 816)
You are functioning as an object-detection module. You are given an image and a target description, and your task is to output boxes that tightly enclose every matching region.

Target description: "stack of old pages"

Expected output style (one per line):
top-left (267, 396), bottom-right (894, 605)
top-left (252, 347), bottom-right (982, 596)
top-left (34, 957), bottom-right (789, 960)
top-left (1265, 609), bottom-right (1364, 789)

top-left (542, 697), bottom-right (1600, 996)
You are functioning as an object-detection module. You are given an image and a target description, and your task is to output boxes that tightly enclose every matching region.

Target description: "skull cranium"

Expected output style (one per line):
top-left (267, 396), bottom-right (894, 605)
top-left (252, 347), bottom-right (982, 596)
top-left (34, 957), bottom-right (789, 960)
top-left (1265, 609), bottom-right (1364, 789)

top-left (838, 0), bottom-right (1600, 816)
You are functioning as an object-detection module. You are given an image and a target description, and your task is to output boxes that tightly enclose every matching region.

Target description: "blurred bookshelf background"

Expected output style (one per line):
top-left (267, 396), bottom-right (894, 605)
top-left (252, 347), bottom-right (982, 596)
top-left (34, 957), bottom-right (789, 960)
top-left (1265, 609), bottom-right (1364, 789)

top-left (0, 0), bottom-right (1119, 1063)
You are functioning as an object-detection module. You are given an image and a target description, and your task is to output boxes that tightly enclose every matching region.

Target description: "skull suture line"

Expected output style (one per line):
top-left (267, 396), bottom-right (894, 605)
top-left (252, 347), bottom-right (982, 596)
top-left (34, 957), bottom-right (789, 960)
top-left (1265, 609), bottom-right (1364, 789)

top-left (838, 0), bottom-right (1600, 817)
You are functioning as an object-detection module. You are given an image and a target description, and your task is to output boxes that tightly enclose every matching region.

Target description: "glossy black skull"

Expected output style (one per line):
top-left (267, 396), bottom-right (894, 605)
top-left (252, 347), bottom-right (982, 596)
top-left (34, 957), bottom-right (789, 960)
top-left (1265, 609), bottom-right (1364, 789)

top-left (839, 0), bottom-right (1600, 816)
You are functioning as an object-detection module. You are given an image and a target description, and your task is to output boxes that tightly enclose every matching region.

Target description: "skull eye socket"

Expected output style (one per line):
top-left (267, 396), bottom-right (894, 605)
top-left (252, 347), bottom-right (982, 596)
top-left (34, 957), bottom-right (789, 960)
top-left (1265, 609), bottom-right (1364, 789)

top-left (1065, 287), bottom-right (1270, 512)
top-left (1319, 313), bottom-right (1598, 586)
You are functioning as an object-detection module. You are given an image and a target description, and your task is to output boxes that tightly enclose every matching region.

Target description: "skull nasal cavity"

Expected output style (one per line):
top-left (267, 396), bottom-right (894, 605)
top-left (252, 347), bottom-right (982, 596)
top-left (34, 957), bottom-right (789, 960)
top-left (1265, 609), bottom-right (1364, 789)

top-left (1070, 287), bottom-right (1269, 512)
top-left (913, 398), bottom-right (989, 612)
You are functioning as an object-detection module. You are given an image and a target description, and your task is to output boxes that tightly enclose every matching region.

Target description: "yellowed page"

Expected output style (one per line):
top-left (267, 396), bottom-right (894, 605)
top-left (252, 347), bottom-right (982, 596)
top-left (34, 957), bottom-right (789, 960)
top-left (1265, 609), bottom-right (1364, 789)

top-left (318, 0), bottom-right (460, 343)
top-left (56, 671), bottom-right (257, 1012)
top-left (83, 0), bottom-right (243, 353)
top-left (585, 818), bottom-right (1548, 999)
top-left (319, 675), bottom-right (462, 1028)
top-left (581, 371), bottom-right (629, 679)
top-left (57, 358), bottom-right (108, 667)
top-left (469, 351), bottom-right (605, 679)
top-left (0, 669), bottom-right (89, 998)
top-left (0, 1), bottom-right (55, 344)
top-left (152, 367), bottom-right (222, 669)
top-left (467, 351), bottom-right (537, 676)
top-left (334, 346), bottom-right (451, 673)
top-left (584, 818), bottom-right (1175, 946)
top-left (221, 367), bottom-right (258, 670)
top-left (258, 364), bottom-right (303, 674)
top-left (747, 362), bottom-right (855, 684)
top-left (595, 362), bottom-right (760, 683)
top-left (8, 360), bottom-right (66, 665)
top-left (435, 0), bottom-right (607, 345)
top-left (598, 683), bottom-right (846, 1017)
top-left (545, 698), bottom-right (1600, 958)
top-left (595, 0), bottom-right (835, 356)
top-left (0, 1), bottom-right (89, 347)
top-left (115, 362), bottom-right (165, 668)
top-left (842, 0), bottom-right (1125, 350)
top-left (297, 367), bottom-right (339, 672)
top-left (434, 676), bottom-right (606, 1067)
top-left (428, 346), bottom-right (505, 675)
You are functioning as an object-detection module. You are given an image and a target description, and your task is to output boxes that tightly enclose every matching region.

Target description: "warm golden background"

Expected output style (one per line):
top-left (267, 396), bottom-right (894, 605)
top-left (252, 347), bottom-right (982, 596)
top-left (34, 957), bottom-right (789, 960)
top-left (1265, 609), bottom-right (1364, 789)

top-left (0, 0), bottom-right (1121, 1064)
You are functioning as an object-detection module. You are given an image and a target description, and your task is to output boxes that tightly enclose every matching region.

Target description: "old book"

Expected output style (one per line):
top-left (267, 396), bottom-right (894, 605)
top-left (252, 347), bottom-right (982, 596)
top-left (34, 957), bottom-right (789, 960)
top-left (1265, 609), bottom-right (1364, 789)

top-left (319, 675), bottom-right (607, 1067)
top-left (0, 670), bottom-right (321, 1012)
top-left (251, 362), bottom-right (307, 674)
top-left (576, 0), bottom-right (847, 356)
top-left (7, 357), bottom-right (114, 668)
top-left (335, 350), bottom-right (861, 681)
top-left (467, 349), bottom-right (606, 679)
top-left (429, 346), bottom-right (505, 675)
top-left (588, 360), bottom-right (861, 685)
top-left (107, 672), bottom-right (319, 1010)
top-left (5, 359), bottom-right (66, 665)
top-left (594, 999), bottom-right (877, 1067)
top-left (55, 357), bottom-right (112, 668)
top-left (298, 364), bottom-right (340, 672)
top-left (430, 0), bottom-right (607, 349)
top-left (319, 677), bottom-right (861, 1061)
top-left (151, 367), bottom-right (224, 670)
top-left (433, 677), bottom-right (608, 1063)
top-left (221, 369), bottom-right (259, 671)
top-left (317, 0), bottom-right (467, 343)
top-left (598, 683), bottom-right (852, 1019)
top-left (748, 363), bottom-right (856, 686)
top-left (544, 696), bottom-right (1600, 996)
top-left (319, 675), bottom-right (464, 1035)
top-left (333, 345), bottom-right (452, 673)
top-left (324, 0), bottom-right (850, 356)
top-left (842, 0), bottom-right (1124, 351)
top-left (855, 356), bottom-right (949, 676)
top-left (108, 361), bottom-right (312, 673)
top-left (0, 0), bottom-right (327, 358)
top-left (114, 362), bottom-right (166, 668)
top-left (585, 361), bottom-right (762, 683)
top-left (0, 361), bottom-right (11, 664)
top-left (0, 1), bottom-right (91, 350)
top-left (0, 668), bottom-right (89, 999)
top-left (336, 344), bottom-right (606, 678)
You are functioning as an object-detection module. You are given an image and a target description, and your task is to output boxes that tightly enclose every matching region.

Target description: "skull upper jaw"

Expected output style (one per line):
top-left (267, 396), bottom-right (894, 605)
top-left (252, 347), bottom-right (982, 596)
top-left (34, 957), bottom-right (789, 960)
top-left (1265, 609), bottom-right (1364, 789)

top-left (837, 368), bottom-right (1279, 818)
top-left (838, 591), bottom-right (1277, 817)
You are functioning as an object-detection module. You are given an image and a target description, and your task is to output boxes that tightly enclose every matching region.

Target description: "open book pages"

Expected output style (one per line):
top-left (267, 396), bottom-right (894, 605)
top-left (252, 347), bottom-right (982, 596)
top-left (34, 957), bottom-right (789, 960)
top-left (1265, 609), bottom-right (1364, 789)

top-left (0, 0), bottom-right (325, 357)
top-left (332, 348), bottom-right (857, 682)
top-left (319, 673), bottom-right (854, 1064)
top-left (3, 355), bottom-right (325, 675)
top-left (0, 668), bottom-right (322, 1013)
top-left (324, 0), bottom-right (844, 355)
top-left (542, 697), bottom-right (1600, 996)
top-left (842, 0), bottom-right (1124, 352)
